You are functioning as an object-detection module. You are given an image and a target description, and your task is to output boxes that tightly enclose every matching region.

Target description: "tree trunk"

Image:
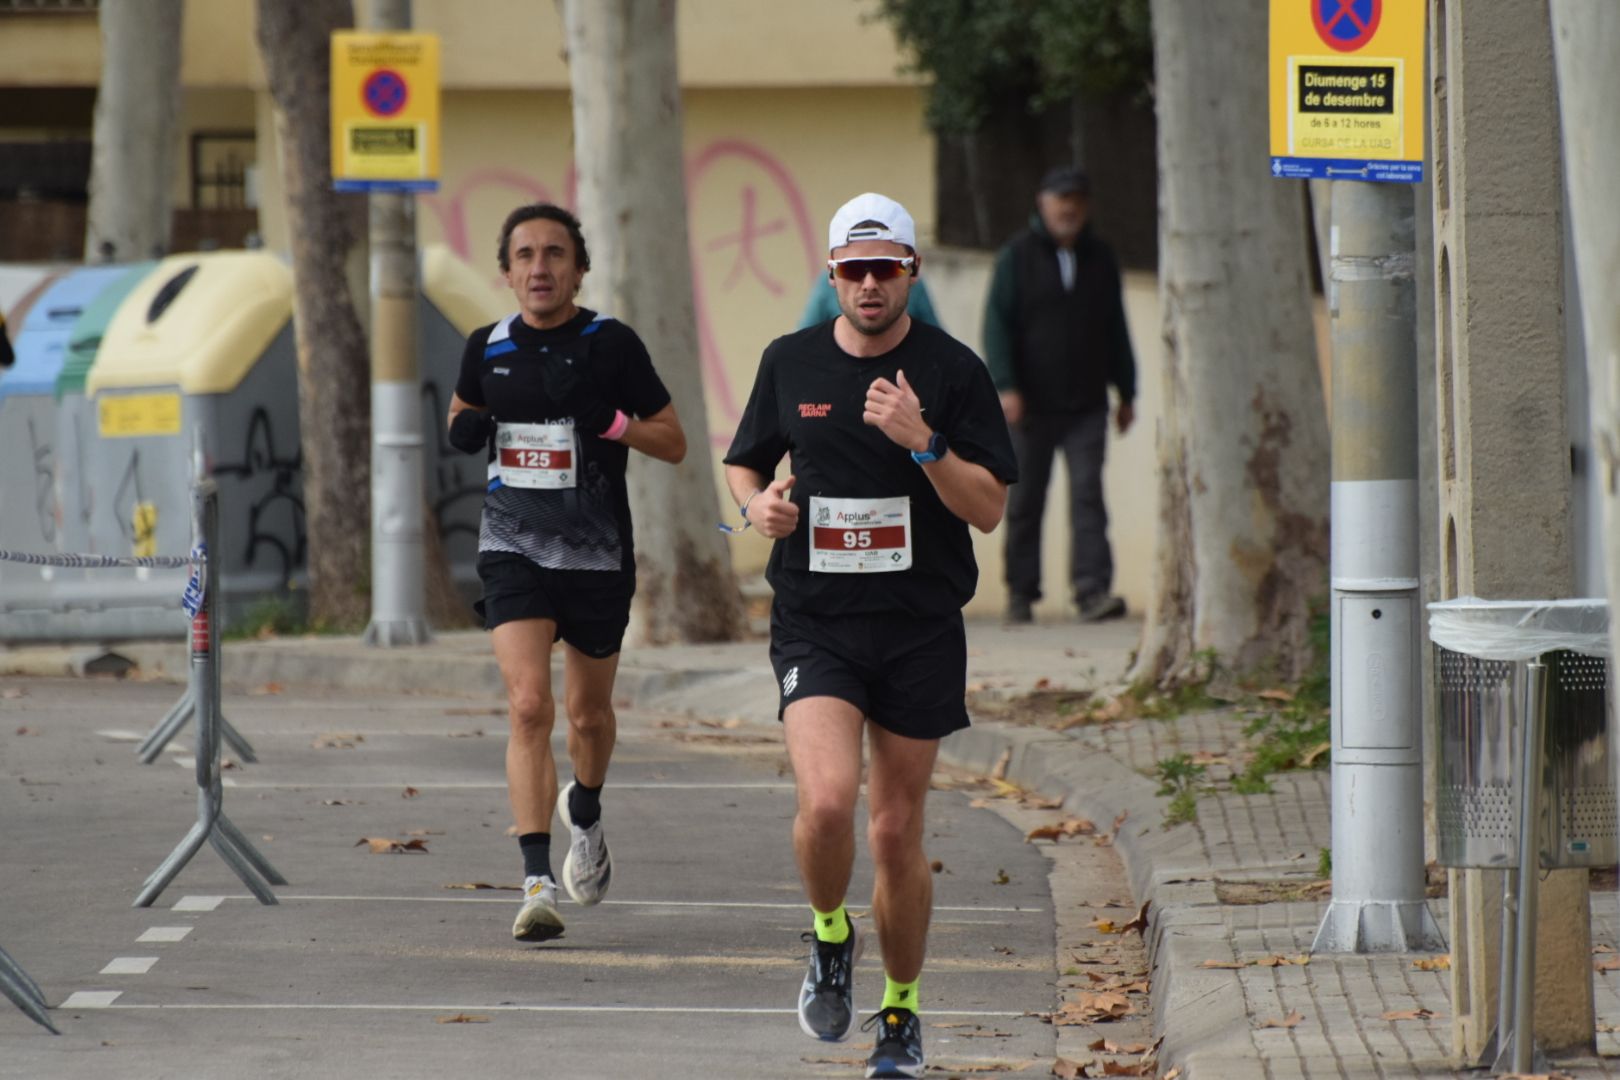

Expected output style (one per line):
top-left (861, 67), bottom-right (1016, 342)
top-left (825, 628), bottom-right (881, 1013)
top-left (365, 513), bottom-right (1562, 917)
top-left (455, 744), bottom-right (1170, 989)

top-left (560, 0), bottom-right (746, 644)
top-left (1132, 0), bottom-right (1329, 686)
top-left (1551, 3), bottom-right (1620, 608)
top-left (85, 0), bottom-right (183, 262)
top-left (257, 0), bottom-right (374, 629)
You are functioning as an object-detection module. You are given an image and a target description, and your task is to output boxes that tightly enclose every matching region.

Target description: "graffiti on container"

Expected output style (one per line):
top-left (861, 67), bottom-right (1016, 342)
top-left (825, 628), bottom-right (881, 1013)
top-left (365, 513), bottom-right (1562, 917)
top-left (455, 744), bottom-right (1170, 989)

top-left (212, 407), bottom-right (306, 583)
top-left (27, 414), bottom-right (55, 545)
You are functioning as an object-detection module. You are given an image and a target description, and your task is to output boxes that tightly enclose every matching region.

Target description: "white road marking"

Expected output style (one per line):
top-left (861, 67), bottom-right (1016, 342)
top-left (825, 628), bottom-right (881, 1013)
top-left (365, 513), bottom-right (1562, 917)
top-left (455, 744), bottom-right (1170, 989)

top-left (137, 927), bottom-right (194, 943)
top-left (100, 957), bottom-right (159, 975)
top-left (219, 781), bottom-right (795, 790)
top-left (173, 895), bottom-right (226, 912)
top-left (95, 1002), bottom-right (1026, 1018)
top-left (217, 894), bottom-right (1042, 914)
top-left (61, 991), bottom-right (122, 1008)
top-left (94, 729), bottom-right (146, 742)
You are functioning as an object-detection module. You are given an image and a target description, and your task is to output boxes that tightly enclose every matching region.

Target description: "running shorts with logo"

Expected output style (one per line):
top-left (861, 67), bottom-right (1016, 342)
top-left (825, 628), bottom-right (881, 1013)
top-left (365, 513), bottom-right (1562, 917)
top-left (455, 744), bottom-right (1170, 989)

top-left (768, 603), bottom-right (969, 741)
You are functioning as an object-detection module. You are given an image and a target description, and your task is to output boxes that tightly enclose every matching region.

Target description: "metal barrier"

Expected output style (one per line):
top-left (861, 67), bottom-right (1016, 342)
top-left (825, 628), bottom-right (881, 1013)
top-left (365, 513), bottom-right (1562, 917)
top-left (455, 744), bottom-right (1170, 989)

top-left (134, 449), bottom-right (284, 908)
top-left (0, 436), bottom-right (286, 1031)
top-left (0, 945), bottom-right (57, 1034)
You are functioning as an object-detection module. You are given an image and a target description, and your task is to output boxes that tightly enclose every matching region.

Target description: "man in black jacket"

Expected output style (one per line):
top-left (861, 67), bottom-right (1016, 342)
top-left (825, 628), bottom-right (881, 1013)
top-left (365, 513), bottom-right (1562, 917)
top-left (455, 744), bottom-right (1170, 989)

top-left (983, 166), bottom-right (1136, 624)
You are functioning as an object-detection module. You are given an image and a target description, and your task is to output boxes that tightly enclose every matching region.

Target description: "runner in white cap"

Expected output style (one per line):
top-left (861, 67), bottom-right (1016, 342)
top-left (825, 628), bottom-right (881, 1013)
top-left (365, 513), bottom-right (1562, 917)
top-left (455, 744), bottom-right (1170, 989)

top-left (723, 192), bottom-right (1017, 1078)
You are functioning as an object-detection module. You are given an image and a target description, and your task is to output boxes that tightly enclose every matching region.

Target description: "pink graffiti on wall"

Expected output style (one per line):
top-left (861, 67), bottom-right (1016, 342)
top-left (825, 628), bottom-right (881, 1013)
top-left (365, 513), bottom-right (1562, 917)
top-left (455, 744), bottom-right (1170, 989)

top-left (421, 139), bottom-right (821, 444)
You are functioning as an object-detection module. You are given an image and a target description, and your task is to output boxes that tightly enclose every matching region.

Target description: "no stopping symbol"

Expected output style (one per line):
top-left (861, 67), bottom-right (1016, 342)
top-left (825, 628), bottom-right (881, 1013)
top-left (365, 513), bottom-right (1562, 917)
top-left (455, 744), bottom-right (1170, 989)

top-left (1312, 0), bottom-right (1381, 52)
top-left (362, 68), bottom-right (409, 116)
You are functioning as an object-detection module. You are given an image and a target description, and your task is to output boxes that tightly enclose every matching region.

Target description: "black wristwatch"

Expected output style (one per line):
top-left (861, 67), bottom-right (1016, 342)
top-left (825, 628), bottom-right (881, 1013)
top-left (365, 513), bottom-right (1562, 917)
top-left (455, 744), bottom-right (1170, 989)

top-left (910, 430), bottom-right (947, 465)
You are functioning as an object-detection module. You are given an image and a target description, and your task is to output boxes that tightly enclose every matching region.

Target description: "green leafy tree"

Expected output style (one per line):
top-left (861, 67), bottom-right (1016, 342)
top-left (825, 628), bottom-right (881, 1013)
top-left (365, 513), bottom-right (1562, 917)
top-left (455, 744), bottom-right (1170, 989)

top-left (874, 0), bottom-right (1152, 133)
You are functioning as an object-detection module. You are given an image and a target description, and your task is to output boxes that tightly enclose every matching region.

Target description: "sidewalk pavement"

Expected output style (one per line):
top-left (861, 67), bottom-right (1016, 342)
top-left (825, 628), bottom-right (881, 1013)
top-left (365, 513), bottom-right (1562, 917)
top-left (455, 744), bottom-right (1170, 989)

top-left (9, 615), bottom-right (1620, 1078)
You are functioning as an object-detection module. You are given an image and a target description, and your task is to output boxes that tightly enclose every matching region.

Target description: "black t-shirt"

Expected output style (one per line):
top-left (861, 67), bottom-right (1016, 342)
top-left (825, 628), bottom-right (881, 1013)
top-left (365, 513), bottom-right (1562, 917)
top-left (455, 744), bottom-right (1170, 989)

top-left (454, 308), bottom-right (672, 577)
top-left (725, 319), bottom-right (1018, 617)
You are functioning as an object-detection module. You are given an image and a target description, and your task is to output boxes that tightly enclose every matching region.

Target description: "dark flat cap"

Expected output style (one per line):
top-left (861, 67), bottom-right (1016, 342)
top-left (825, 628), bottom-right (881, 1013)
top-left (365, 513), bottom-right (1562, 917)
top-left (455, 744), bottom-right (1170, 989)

top-left (1039, 165), bottom-right (1091, 196)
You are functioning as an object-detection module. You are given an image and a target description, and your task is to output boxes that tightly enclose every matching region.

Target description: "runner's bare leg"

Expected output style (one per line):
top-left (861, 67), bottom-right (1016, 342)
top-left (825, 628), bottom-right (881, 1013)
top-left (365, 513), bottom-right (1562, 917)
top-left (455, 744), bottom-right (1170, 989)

top-left (784, 697), bottom-right (865, 911)
top-left (493, 618), bottom-right (560, 833)
top-left (561, 644), bottom-right (621, 787)
top-left (865, 723), bottom-right (938, 983)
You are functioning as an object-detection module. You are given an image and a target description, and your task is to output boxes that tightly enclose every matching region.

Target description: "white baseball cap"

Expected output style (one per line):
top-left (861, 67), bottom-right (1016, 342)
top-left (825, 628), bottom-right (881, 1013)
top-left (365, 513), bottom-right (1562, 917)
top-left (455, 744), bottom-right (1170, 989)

top-left (827, 192), bottom-right (917, 253)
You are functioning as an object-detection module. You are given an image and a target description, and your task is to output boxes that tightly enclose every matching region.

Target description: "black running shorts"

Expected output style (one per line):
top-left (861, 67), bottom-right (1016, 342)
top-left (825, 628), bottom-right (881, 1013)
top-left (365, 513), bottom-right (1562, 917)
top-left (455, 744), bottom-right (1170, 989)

top-left (474, 551), bottom-right (633, 659)
top-left (768, 604), bottom-right (970, 740)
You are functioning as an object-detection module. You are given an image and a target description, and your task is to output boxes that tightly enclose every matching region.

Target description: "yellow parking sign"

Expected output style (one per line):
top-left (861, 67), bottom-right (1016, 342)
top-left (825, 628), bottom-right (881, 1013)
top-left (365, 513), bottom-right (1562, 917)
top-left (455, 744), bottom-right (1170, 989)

top-left (1269, 0), bottom-right (1424, 183)
top-left (330, 31), bottom-right (440, 192)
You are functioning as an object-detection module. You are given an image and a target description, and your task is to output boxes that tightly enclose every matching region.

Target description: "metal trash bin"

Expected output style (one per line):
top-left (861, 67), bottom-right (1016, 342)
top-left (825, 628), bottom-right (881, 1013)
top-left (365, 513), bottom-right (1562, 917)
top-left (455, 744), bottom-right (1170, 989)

top-left (1432, 597), bottom-right (1615, 869)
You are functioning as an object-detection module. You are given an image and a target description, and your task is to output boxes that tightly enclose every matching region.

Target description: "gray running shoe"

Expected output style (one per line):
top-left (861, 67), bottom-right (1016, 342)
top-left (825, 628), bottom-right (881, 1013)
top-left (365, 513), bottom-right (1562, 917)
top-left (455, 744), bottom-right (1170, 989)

top-left (798, 918), bottom-right (862, 1041)
top-left (863, 1007), bottom-right (925, 1078)
top-left (1078, 592), bottom-right (1127, 623)
top-left (558, 781), bottom-right (613, 906)
top-left (512, 876), bottom-right (564, 942)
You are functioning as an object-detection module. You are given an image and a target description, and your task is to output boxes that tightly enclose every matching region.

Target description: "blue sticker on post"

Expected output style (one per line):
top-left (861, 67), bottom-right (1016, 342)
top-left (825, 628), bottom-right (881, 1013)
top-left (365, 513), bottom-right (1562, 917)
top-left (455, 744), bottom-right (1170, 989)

top-left (181, 541), bottom-right (207, 617)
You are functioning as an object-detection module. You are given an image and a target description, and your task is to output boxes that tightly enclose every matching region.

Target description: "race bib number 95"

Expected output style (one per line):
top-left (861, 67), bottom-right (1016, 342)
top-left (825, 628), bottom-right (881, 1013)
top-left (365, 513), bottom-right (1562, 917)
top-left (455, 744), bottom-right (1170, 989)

top-left (496, 422), bottom-right (576, 489)
top-left (809, 495), bottom-right (912, 573)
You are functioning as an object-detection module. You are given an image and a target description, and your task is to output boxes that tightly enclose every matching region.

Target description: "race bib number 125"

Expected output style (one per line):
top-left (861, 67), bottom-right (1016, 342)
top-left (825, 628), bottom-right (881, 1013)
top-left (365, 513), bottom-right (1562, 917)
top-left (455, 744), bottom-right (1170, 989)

top-left (495, 422), bottom-right (576, 489)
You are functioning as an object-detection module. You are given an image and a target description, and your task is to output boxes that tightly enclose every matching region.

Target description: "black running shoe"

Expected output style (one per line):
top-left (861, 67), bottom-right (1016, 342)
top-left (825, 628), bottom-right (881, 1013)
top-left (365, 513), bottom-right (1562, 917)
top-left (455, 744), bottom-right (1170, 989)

top-left (796, 919), bottom-right (862, 1041)
top-left (863, 1007), bottom-right (925, 1079)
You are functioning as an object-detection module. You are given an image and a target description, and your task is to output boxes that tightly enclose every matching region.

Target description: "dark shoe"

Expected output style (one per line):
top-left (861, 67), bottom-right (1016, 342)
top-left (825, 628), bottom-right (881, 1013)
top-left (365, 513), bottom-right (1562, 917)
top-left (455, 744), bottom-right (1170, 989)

top-left (798, 919), bottom-right (862, 1041)
top-left (1078, 593), bottom-right (1126, 623)
top-left (863, 1007), bottom-right (925, 1078)
top-left (1004, 598), bottom-right (1034, 625)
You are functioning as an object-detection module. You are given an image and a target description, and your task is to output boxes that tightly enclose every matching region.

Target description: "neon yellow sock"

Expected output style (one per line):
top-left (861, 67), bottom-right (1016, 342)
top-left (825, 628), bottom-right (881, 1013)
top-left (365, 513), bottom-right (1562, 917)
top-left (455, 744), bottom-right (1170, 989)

top-left (810, 904), bottom-right (850, 944)
top-left (881, 975), bottom-right (919, 1011)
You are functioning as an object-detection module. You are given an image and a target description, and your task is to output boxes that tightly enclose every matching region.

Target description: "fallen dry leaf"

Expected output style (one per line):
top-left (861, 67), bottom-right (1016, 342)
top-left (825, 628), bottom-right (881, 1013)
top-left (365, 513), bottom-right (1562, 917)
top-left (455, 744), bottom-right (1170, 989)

top-left (1161, 1069), bottom-right (1182, 1080)
top-left (993, 868), bottom-right (1011, 885)
top-left (1411, 956), bottom-right (1450, 971)
top-left (1121, 901), bottom-right (1151, 937)
top-left (1024, 794), bottom-right (1065, 810)
top-left (1054, 991), bottom-right (1133, 1024)
top-left (1380, 1008), bottom-right (1437, 1021)
top-left (1594, 944), bottom-right (1615, 954)
top-left (1200, 959), bottom-right (1248, 969)
top-left (246, 682), bottom-right (284, 696)
top-left (356, 837), bottom-right (429, 854)
top-left (1256, 1009), bottom-right (1304, 1029)
top-left (312, 732), bottom-right (362, 750)
top-left (1111, 810), bottom-right (1129, 834)
top-left (322, 799), bottom-right (348, 806)
top-left (448, 729), bottom-right (483, 739)
top-left (443, 882), bottom-right (520, 891)
top-left (990, 747), bottom-right (1012, 781)
top-left (434, 1013), bottom-right (488, 1024)
top-left (930, 859), bottom-right (945, 873)
top-left (1596, 955), bottom-right (1620, 973)
top-left (1025, 818), bottom-right (1098, 843)
top-left (1099, 1063), bottom-right (1137, 1077)
top-left (1052, 1059), bottom-right (1091, 1079)
top-left (402, 786), bottom-right (420, 799)
top-left (1087, 1039), bottom-right (1150, 1054)
top-left (1255, 954), bottom-right (1309, 968)
top-left (1301, 741), bottom-right (1331, 767)
top-left (1034, 677), bottom-right (1052, 690)
top-left (2, 688), bottom-right (27, 700)
top-left (1257, 688), bottom-right (1295, 703)
top-left (1090, 918), bottom-right (1119, 934)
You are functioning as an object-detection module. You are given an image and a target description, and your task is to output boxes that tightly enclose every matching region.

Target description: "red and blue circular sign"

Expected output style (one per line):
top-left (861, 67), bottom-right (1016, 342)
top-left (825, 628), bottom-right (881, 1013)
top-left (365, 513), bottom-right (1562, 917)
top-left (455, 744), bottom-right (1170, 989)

top-left (362, 68), bottom-right (409, 117)
top-left (1312, 0), bottom-right (1381, 52)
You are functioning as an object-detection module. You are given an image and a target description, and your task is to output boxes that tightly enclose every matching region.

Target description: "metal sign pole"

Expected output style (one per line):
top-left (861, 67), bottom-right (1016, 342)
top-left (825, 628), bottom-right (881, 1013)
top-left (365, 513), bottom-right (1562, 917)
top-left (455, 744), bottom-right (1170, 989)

top-left (1312, 180), bottom-right (1444, 953)
top-left (1498, 660), bottom-right (1550, 1073)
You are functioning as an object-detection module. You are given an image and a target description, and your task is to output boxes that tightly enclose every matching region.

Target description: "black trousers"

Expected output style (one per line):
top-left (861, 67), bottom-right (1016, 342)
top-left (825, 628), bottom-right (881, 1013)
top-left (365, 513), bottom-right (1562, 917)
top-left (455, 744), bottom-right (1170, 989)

top-left (1004, 409), bottom-right (1112, 605)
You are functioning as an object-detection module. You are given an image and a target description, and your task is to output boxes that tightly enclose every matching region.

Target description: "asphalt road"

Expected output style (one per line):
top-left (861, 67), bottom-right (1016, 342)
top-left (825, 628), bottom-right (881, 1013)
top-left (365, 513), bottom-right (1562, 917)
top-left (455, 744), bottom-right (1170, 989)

top-left (0, 675), bottom-right (1071, 1079)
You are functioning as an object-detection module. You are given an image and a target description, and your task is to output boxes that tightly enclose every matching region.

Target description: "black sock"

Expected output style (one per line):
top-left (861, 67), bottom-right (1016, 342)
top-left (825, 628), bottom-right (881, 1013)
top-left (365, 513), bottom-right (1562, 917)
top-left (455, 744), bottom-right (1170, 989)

top-left (569, 777), bottom-right (603, 829)
top-left (518, 832), bottom-right (551, 881)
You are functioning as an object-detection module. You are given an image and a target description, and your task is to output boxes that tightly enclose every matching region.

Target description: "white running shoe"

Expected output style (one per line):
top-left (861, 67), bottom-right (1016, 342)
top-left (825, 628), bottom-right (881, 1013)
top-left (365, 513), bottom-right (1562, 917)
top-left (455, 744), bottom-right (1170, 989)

top-left (512, 876), bottom-right (565, 942)
top-left (558, 781), bottom-right (613, 906)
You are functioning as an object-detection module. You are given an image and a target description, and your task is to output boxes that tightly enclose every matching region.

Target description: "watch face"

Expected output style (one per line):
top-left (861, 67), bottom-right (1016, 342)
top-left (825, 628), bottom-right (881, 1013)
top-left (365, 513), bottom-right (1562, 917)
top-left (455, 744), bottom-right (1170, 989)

top-left (929, 432), bottom-right (947, 457)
